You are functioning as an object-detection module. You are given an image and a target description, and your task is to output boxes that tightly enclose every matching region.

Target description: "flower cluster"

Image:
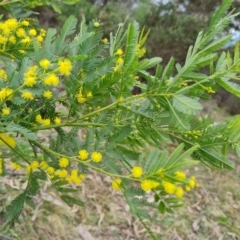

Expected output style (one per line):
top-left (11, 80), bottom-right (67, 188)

top-left (114, 48), bottom-right (124, 72)
top-left (136, 44), bottom-right (146, 58)
top-left (78, 149), bottom-right (103, 163)
top-left (111, 165), bottom-right (199, 199)
top-left (9, 156), bottom-right (86, 186)
top-left (203, 86), bottom-right (215, 94)
top-left (184, 130), bottom-right (202, 140)
top-left (0, 18), bottom-right (46, 53)
top-left (0, 55), bottom-right (73, 123)
top-left (76, 87), bottom-right (92, 104)
top-left (139, 170), bottom-right (199, 198)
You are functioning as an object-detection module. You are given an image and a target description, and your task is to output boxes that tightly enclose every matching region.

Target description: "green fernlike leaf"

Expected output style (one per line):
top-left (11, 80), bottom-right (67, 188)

top-left (161, 57), bottom-right (175, 81)
top-left (166, 98), bottom-right (190, 130)
top-left (194, 147), bottom-right (234, 169)
top-left (4, 193), bottom-right (25, 227)
top-left (110, 125), bottom-right (132, 143)
top-left (215, 78), bottom-right (240, 98)
top-left (165, 143), bottom-right (199, 169)
top-left (145, 149), bottom-right (168, 174)
top-left (172, 95), bottom-right (202, 115)
top-left (61, 195), bottom-right (85, 207)
top-left (123, 21), bottom-right (139, 71)
top-left (5, 123), bottom-right (36, 140)
top-left (55, 15), bottom-right (78, 54)
top-left (165, 160), bottom-right (199, 173)
top-left (138, 57), bottom-right (162, 70)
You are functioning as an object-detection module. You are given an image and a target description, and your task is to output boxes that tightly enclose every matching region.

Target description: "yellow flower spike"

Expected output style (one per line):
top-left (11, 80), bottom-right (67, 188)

top-left (112, 178), bottom-right (122, 190)
top-left (36, 35), bottom-right (44, 43)
top-left (0, 88), bottom-right (13, 101)
top-left (116, 57), bottom-right (123, 65)
top-left (185, 186), bottom-right (191, 192)
top-left (174, 171), bottom-right (186, 181)
top-left (93, 22), bottom-right (100, 28)
top-left (78, 149), bottom-right (89, 160)
top-left (21, 20), bottom-right (29, 26)
top-left (40, 29), bottom-right (46, 37)
top-left (162, 181), bottom-right (176, 194)
top-left (76, 93), bottom-right (87, 103)
top-left (30, 161), bottom-right (39, 170)
top-left (5, 18), bottom-right (18, 30)
top-left (43, 73), bottom-right (59, 86)
top-left (21, 91), bottom-right (34, 100)
top-left (42, 119), bottom-right (50, 126)
top-left (116, 48), bottom-right (123, 56)
top-left (2, 108), bottom-right (10, 115)
top-left (189, 179), bottom-right (195, 188)
top-left (58, 59), bottom-right (72, 76)
top-left (0, 133), bottom-right (16, 148)
top-left (141, 179), bottom-right (159, 192)
top-left (36, 114), bottom-right (42, 123)
top-left (16, 28), bottom-right (26, 38)
top-left (175, 187), bottom-right (184, 197)
top-left (131, 166), bottom-right (143, 178)
top-left (87, 92), bottom-right (92, 98)
top-left (0, 70), bottom-right (7, 80)
top-left (29, 29), bottom-right (37, 36)
top-left (71, 169), bottom-right (78, 176)
top-left (10, 162), bottom-right (21, 171)
top-left (71, 176), bottom-right (82, 184)
top-left (46, 166), bottom-right (55, 175)
top-left (91, 152), bottom-right (102, 163)
top-left (21, 36), bottom-right (32, 43)
top-left (54, 117), bottom-right (61, 124)
top-left (55, 169), bottom-right (68, 178)
top-left (0, 35), bottom-right (8, 44)
top-left (77, 96), bottom-right (87, 103)
top-left (59, 157), bottom-right (69, 168)
top-left (39, 161), bottom-right (48, 170)
top-left (39, 59), bottom-right (51, 70)
top-left (24, 76), bottom-right (37, 87)
top-left (102, 38), bottom-right (108, 44)
top-left (43, 90), bottom-right (53, 99)
top-left (8, 35), bottom-right (17, 44)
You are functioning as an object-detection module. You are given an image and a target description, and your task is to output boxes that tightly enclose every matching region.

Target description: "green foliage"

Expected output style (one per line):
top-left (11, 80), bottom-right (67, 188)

top-left (0, 0), bottom-right (80, 16)
top-left (1, 0), bottom-right (240, 239)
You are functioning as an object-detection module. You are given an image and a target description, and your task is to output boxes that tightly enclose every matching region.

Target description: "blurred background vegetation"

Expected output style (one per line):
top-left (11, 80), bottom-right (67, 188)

top-left (4, 0), bottom-right (240, 65)
top-left (33, 0), bottom-right (240, 64)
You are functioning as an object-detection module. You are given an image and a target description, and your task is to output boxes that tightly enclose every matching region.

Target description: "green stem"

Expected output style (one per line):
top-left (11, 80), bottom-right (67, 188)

top-left (31, 122), bottom-right (124, 131)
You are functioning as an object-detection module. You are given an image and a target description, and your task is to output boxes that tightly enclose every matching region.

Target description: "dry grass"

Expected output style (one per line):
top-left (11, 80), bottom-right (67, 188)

top-left (1, 100), bottom-right (240, 240)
